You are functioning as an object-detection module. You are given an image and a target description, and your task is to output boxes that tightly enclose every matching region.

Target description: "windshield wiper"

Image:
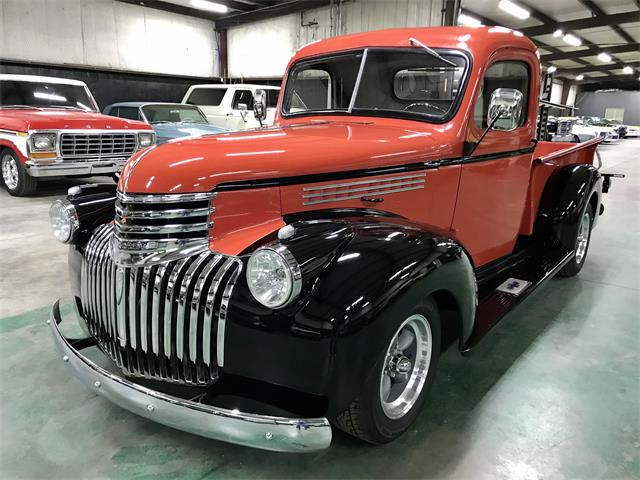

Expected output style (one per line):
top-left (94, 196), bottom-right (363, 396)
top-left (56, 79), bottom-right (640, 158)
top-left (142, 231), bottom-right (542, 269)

top-left (409, 38), bottom-right (457, 67)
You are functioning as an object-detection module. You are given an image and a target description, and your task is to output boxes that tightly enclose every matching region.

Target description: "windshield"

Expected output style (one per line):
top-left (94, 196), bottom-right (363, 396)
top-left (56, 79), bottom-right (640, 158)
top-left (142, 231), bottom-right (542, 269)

top-left (282, 48), bottom-right (468, 121)
top-left (142, 104), bottom-right (208, 124)
top-left (0, 80), bottom-right (96, 111)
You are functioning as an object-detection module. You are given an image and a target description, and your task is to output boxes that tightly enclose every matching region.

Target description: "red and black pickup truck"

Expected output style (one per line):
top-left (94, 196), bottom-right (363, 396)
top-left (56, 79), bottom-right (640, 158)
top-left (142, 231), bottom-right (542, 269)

top-left (0, 74), bottom-right (155, 196)
top-left (48, 27), bottom-right (618, 452)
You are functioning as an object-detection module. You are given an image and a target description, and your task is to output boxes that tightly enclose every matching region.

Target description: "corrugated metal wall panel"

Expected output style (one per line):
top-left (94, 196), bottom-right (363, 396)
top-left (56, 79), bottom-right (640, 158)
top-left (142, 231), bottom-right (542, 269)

top-left (228, 0), bottom-right (441, 79)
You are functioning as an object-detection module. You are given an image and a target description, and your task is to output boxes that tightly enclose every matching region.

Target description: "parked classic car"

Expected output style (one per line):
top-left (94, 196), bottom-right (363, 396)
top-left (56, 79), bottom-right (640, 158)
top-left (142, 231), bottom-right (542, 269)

top-left (48, 27), bottom-right (616, 452)
top-left (0, 74), bottom-right (155, 196)
top-left (567, 116), bottom-right (619, 142)
top-left (103, 102), bottom-right (227, 144)
top-left (182, 83), bottom-right (280, 130)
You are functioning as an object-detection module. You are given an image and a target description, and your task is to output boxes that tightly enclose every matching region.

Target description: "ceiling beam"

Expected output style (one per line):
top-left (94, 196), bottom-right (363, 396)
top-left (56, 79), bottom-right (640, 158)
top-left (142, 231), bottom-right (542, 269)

top-left (578, 0), bottom-right (636, 43)
top-left (557, 60), bottom-right (640, 76)
top-left (215, 0), bottom-right (332, 28)
top-left (541, 43), bottom-right (640, 62)
top-left (117, 0), bottom-right (221, 20)
top-left (461, 8), bottom-right (592, 66)
top-left (519, 11), bottom-right (639, 37)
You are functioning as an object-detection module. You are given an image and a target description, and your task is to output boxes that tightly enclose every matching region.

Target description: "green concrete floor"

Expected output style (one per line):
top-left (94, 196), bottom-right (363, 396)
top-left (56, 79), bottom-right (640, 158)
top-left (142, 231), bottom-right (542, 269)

top-left (1, 142), bottom-right (638, 479)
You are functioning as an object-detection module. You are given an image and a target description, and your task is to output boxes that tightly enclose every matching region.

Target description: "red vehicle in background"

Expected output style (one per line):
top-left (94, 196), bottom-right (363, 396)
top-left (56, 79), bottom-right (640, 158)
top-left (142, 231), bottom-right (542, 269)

top-left (0, 74), bottom-right (155, 196)
top-left (49, 27), bottom-right (618, 452)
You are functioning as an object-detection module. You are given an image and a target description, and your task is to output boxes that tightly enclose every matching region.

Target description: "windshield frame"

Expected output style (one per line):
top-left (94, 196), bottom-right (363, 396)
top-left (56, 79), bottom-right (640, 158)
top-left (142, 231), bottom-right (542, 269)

top-left (140, 103), bottom-right (209, 124)
top-left (281, 47), bottom-right (472, 124)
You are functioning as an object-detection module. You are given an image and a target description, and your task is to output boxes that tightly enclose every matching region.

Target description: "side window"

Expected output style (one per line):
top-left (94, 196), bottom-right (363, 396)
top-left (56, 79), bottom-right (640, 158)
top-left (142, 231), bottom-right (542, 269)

top-left (474, 61), bottom-right (529, 128)
top-left (186, 88), bottom-right (227, 106)
top-left (117, 106), bottom-right (140, 120)
top-left (231, 90), bottom-right (254, 110)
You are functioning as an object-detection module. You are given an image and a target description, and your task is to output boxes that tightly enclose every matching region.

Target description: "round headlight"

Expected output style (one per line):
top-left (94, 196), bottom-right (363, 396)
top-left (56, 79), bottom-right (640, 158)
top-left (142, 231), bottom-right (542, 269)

top-left (49, 200), bottom-right (79, 244)
top-left (247, 246), bottom-right (301, 309)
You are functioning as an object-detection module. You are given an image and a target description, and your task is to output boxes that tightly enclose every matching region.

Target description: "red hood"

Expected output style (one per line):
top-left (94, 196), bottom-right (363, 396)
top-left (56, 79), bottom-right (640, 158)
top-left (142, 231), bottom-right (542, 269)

top-left (0, 108), bottom-right (151, 132)
top-left (121, 120), bottom-right (455, 194)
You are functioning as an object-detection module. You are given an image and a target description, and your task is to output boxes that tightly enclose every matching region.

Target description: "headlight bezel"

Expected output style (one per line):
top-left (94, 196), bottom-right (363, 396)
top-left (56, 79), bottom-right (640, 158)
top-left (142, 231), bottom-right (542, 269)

top-left (246, 245), bottom-right (302, 309)
top-left (138, 131), bottom-right (156, 148)
top-left (29, 132), bottom-right (58, 153)
top-left (49, 199), bottom-right (79, 244)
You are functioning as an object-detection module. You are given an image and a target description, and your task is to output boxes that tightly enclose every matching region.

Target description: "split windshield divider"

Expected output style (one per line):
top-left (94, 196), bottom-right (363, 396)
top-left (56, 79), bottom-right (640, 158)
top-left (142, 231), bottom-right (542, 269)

top-left (347, 49), bottom-right (369, 113)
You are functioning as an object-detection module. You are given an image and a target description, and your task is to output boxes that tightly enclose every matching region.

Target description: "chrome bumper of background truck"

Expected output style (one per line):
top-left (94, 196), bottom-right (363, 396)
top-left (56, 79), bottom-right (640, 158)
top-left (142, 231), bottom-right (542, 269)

top-left (49, 299), bottom-right (332, 452)
top-left (26, 159), bottom-right (125, 177)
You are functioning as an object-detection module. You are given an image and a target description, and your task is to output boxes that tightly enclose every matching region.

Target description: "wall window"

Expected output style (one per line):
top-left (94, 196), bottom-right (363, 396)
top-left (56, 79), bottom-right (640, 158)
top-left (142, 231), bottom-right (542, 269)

top-left (474, 61), bottom-right (529, 128)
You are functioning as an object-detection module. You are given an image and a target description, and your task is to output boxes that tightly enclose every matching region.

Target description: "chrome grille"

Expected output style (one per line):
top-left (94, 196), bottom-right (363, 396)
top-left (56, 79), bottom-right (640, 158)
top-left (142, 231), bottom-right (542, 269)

top-left (81, 224), bottom-right (242, 384)
top-left (113, 191), bottom-right (215, 266)
top-left (60, 133), bottom-right (138, 158)
top-left (557, 120), bottom-right (574, 135)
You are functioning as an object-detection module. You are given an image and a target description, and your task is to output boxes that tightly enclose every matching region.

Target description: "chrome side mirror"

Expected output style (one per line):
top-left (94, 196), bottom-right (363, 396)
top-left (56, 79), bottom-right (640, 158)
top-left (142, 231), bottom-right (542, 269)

top-left (488, 88), bottom-right (524, 131)
top-left (253, 89), bottom-right (267, 125)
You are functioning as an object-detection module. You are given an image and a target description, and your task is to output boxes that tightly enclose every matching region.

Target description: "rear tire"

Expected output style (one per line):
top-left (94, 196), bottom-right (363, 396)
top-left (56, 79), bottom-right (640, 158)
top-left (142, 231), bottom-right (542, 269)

top-left (558, 204), bottom-right (593, 277)
top-left (332, 297), bottom-right (441, 444)
top-left (1, 149), bottom-right (38, 196)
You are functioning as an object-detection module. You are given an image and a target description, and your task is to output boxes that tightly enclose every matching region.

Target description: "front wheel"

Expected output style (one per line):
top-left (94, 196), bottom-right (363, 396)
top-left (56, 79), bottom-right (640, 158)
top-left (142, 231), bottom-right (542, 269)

top-left (332, 298), bottom-right (441, 444)
top-left (558, 205), bottom-right (593, 277)
top-left (1, 150), bottom-right (38, 196)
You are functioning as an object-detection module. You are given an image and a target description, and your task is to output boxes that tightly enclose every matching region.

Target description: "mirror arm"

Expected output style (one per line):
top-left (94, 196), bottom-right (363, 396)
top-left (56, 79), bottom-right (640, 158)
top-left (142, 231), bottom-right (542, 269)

top-left (464, 110), bottom-right (503, 157)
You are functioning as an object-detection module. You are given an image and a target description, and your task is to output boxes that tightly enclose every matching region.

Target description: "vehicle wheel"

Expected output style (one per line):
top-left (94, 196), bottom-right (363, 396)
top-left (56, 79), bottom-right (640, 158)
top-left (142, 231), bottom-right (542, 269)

top-left (1, 150), bottom-right (37, 196)
top-left (558, 205), bottom-right (593, 277)
top-left (332, 297), bottom-right (441, 444)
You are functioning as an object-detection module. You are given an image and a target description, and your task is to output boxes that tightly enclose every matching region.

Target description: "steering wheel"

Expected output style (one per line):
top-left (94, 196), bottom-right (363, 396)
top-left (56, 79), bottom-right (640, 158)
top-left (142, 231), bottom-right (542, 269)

top-left (403, 102), bottom-right (447, 113)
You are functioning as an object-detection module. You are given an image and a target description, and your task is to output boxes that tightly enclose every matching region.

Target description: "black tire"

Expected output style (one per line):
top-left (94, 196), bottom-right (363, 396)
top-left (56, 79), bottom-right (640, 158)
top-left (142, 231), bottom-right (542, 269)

top-left (332, 296), bottom-right (441, 444)
top-left (1, 149), bottom-right (38, 196)
top-left (558, 204), bottom-right (594, 277)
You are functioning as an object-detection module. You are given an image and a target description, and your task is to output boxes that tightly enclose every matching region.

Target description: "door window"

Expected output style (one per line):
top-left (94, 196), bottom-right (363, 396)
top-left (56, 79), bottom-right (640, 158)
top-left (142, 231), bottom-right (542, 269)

top-left (186, 88), bottom-right (226, 106)
top-left (474, 61), bottom-right (529, 128)
top-left (231, 90), bottom-right (254, 110)
top-left (116, 106), bottom-right (141, 120)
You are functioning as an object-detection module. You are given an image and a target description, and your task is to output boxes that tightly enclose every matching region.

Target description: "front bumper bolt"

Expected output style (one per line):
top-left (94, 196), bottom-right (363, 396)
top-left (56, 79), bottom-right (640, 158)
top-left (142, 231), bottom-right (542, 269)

top-left (147, 404), bottom-right (155, 412)
top-left (62, 355), bottom-right (69, 362)
top-left (265, 432), bottom-right (273, 441)
top-left (94, 381), bottom-right (101, 388)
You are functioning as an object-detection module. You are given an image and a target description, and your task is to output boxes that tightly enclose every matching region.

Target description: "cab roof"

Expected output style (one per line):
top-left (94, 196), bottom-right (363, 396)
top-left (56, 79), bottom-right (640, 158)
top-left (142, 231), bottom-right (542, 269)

top-left (0, 74), bottom-right (88, 86)
top-left (292, 26), bottom-right (538, 63)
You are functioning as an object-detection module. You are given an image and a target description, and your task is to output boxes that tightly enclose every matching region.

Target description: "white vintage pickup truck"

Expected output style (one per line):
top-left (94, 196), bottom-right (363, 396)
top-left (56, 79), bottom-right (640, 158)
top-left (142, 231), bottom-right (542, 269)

top-left (181, 83), bottom-right (279, 131)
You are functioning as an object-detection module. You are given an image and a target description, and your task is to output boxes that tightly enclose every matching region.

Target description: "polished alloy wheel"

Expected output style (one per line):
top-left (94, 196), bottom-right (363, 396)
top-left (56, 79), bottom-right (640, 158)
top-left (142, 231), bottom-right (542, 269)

top-left (1, 153), bottom-right (19, 191)
top-left (575, 209), bottom-right (591, 264)
top-left (379, 314), bottom-right (432, 420)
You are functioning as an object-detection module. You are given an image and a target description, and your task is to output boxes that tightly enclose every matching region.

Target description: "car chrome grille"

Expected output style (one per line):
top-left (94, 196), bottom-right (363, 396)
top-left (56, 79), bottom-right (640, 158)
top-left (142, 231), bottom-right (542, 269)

top-left (60, 133), bottom-right (138, 158)
top-left (557, 120), bottom-right (574, 135)
top-left (113, 191), bottom-right (216, 266)
top-left (81, 224), bottom-right (242, 385)
top-left (302, 173), bottom-right (426, 206)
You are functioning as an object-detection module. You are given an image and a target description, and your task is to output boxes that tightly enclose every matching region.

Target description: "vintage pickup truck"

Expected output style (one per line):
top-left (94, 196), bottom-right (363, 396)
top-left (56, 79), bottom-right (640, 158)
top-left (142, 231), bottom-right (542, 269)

top-left (0, 74), bottom-right (155, 196)
top-left (48, 27), bottom-right (617, 452)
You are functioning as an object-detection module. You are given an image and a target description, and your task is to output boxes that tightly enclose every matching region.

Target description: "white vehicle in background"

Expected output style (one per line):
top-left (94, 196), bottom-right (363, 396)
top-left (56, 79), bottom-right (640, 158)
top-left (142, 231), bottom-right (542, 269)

top-left (623, 125), bottom-right (640, 137)
top-left (569, 117), bottom-right (619, 143)
top-left (182, 84), bottom-right (280, 131)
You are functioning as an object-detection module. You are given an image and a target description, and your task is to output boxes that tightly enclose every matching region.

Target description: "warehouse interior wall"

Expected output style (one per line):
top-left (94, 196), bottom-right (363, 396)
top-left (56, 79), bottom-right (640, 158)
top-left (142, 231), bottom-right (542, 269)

top-left (0, 0), bottom-right (219, 78)
top-left (227, 0), bottom-right (442, 79)
top-left (575, 91), bottom-right (640, 125)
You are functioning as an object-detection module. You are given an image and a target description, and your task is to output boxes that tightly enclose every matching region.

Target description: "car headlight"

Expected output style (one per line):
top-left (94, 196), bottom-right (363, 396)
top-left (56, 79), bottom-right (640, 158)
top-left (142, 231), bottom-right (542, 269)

top-left (247, 246), bottom-right (302, 309)
top-left (49, 200), bottom-right (79, 244)
top-left (30, 133), bottom-right (57, 152)
top-left (138, 132), bottom-right (156, 148)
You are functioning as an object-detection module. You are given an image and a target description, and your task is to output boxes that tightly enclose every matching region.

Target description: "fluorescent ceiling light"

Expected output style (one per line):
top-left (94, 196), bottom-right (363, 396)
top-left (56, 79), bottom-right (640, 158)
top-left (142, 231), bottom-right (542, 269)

top-left (458, 13), bottom-right (483, 28)
top-left (623, 66), bottom-right (633, 74)
top-left (553, 29), bottom-right (563, 38)
top-left (563, 34), bottom-right (582, 47)
top-left (575, 74), bottom-right (584, 81)
top-left (597, 52), bottom-right (612, 62)
top-left (190, 0), bottom-right (228, 13)
top-left (547, 65), bottom-right (557, 73)
top-left (498, 0), bottom-right (530, 19)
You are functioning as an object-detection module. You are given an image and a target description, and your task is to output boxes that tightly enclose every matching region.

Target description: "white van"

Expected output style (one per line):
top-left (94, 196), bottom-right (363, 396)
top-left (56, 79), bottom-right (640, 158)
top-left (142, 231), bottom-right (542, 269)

top-left (181, 84), bottom-right (280, 131)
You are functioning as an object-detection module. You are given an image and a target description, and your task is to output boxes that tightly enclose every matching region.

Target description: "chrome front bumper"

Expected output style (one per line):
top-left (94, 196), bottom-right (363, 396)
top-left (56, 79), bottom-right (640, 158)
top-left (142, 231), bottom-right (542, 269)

top-left (26, 160), bottom-right (125, 177)
top-left (49, 299), bottom-right (332, 452)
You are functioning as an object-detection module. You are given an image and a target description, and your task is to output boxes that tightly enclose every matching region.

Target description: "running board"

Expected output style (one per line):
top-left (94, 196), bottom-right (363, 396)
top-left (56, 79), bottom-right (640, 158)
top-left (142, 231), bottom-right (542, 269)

top-left (462, 248), bottom-right (574, 352)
